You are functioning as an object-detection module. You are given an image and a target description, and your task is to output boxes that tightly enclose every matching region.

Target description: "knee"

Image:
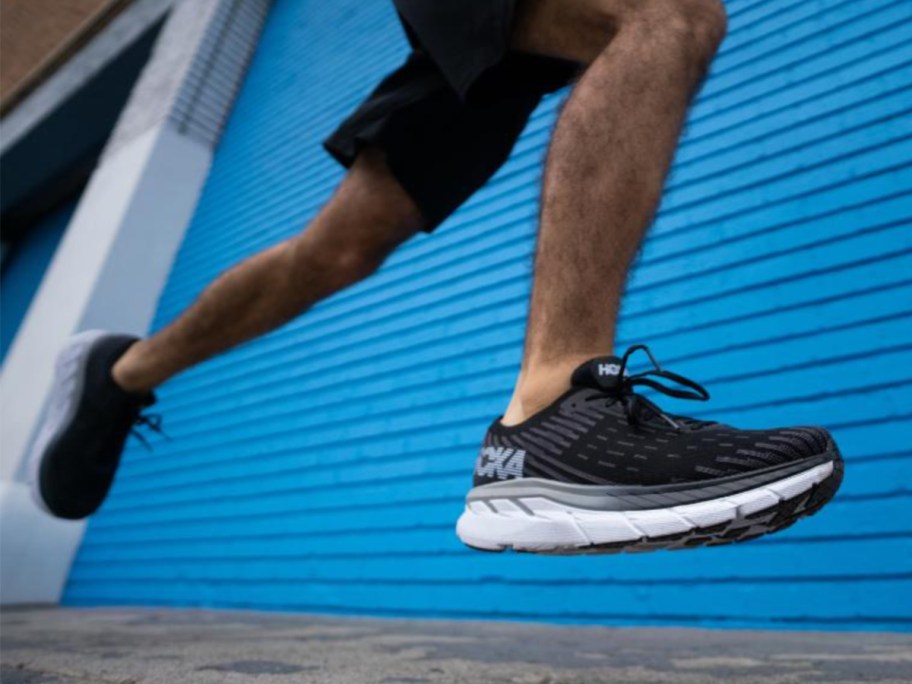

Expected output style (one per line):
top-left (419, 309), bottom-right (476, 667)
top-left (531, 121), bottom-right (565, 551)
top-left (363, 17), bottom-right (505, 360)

top-left (328, 240), bottom-right (389, 283)
top-left (518, 0), bottom-right (725, 67)
top-left (292, 216), bottom-right (408, 288)
top-left (649, 0), bottom-right (727, 61)
top-left (612, 0), bottom-right (727, 64)
top-left (672, 0), bottom-right (728, 59)
top-left (303, 233), bottom-right (390, 286)
top-left (289, 150), bottom-right (423, 288)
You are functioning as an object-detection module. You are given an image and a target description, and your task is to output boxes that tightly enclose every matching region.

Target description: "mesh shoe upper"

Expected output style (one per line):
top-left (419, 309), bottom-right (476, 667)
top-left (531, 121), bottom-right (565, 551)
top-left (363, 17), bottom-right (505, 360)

top-left (474, 348), bottom-right (834, 488)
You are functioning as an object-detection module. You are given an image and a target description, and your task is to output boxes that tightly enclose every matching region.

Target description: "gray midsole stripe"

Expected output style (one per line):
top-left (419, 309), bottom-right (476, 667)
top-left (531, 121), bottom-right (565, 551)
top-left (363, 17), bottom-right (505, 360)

top-left (466, 452), bottom-right (835, 511)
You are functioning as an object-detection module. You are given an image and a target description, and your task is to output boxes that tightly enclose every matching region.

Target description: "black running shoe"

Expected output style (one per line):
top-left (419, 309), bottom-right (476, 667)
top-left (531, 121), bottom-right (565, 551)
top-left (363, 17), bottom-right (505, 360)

top-left (28, 331), bottom-right (158, 520)
top-left (457, 345), bottom-right (844, 554)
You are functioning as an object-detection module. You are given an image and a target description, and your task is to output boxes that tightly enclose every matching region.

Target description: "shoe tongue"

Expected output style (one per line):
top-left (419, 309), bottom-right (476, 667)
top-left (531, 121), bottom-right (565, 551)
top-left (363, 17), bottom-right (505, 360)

top-left (571, 356), bottom-right (627, 393)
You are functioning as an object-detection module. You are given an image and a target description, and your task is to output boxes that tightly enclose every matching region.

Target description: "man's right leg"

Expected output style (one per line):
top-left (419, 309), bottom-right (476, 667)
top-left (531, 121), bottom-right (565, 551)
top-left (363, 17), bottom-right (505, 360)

top-left (113, 148), bottom-right (424, 393)
top-left (457, 0), bottom-right (844, 554)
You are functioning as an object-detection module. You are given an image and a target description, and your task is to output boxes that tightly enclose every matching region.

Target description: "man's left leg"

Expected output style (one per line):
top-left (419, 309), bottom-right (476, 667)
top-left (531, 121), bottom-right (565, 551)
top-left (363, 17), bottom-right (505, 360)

top-left (29, 149), bottom-right (425, 520)
top-left (29, 43), bottom-right (549, 521)
top-left (112, 149), bottom-right (424, 393)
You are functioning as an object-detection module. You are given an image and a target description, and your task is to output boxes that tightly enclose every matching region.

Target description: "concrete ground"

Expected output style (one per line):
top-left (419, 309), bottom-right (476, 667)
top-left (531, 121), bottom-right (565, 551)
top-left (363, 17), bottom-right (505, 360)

top-left (2, 608), bottom-right (911, 684)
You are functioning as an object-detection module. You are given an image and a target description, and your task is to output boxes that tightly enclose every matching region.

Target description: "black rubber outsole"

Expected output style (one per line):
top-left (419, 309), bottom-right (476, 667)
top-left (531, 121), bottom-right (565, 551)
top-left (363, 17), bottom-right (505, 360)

top-left (466, 455), bottom-right (845, 555)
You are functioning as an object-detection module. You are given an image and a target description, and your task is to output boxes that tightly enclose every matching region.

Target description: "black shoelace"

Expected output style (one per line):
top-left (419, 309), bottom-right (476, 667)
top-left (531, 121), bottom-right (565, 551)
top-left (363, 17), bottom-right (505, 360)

top-left (614, 345), bottom-right (710, 430)
top-left (131, 412), bottom-right (169, 450)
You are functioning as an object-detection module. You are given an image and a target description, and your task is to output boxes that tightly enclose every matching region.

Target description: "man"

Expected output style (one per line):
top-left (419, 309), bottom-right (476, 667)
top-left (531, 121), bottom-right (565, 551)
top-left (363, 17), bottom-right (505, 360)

top-left (30, 0), bottom-right (843, 553)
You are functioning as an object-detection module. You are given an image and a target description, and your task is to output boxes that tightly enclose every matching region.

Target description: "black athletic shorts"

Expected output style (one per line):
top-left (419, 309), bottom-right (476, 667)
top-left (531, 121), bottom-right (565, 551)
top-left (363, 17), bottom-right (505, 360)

top-left (323, 0), bottom-right (580, 230)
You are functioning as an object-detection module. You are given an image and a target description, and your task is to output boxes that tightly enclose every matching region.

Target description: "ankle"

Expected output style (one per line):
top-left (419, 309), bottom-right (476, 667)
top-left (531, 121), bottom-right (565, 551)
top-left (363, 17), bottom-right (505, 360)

top-left (502, 354), bottom-right (598, 426)
top-left (110, 343), bottom-right (156, 395)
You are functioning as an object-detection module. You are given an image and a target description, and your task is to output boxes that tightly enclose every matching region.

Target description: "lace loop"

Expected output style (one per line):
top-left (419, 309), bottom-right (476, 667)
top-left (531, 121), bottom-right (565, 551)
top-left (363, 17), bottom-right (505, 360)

top-left (614, 345), bottom-right (709, 429)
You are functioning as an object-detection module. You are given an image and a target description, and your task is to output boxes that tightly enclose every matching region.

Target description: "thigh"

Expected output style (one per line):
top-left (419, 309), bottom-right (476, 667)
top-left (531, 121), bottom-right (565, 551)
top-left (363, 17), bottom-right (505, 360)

top-left (318, 148), bottom-right (426, 253)
top-left (513, 0), bottom-right (620, 64)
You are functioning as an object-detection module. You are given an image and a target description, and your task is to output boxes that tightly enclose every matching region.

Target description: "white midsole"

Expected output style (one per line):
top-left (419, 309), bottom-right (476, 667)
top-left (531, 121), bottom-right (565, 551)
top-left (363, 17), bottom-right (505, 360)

top-left (455, 461), bottom-right (834, 551)
top-left (26, 330), bottom-right (110, 515)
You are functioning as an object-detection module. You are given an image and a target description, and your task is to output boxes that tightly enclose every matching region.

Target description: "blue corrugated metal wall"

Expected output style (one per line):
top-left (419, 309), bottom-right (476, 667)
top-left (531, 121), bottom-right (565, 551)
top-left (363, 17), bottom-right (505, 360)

top-left (65, 0), bottom-right (912, 630)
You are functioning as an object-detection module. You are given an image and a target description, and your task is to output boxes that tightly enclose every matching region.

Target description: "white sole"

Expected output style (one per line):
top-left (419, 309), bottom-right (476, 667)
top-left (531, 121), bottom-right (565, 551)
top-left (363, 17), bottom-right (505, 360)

top-left (456, 460), bottom-right (839, 554)
top-left (27, 330), bottom-right (110, 515)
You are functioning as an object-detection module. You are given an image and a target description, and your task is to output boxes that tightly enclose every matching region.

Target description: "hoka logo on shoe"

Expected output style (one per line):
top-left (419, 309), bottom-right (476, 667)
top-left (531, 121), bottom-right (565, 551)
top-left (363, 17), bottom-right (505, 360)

top-left (475, 446), bottom-right (525, 480)
top-left (598, 363), bottom-right (622, 376)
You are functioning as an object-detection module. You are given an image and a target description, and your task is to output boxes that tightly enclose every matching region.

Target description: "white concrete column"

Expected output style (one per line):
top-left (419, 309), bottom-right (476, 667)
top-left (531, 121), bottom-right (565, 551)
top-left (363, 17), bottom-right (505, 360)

top-left (0, 0), bottom-right (271, 604)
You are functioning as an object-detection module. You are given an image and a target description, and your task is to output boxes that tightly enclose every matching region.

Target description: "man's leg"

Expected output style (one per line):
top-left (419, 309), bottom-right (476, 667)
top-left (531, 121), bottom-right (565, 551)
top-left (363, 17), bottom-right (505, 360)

top-left (503, 0), bottom-right (727, 423)
top-left (459, 0), bottom-right (844, 554)
top-left (112, 148), bottom-right (424, 393)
